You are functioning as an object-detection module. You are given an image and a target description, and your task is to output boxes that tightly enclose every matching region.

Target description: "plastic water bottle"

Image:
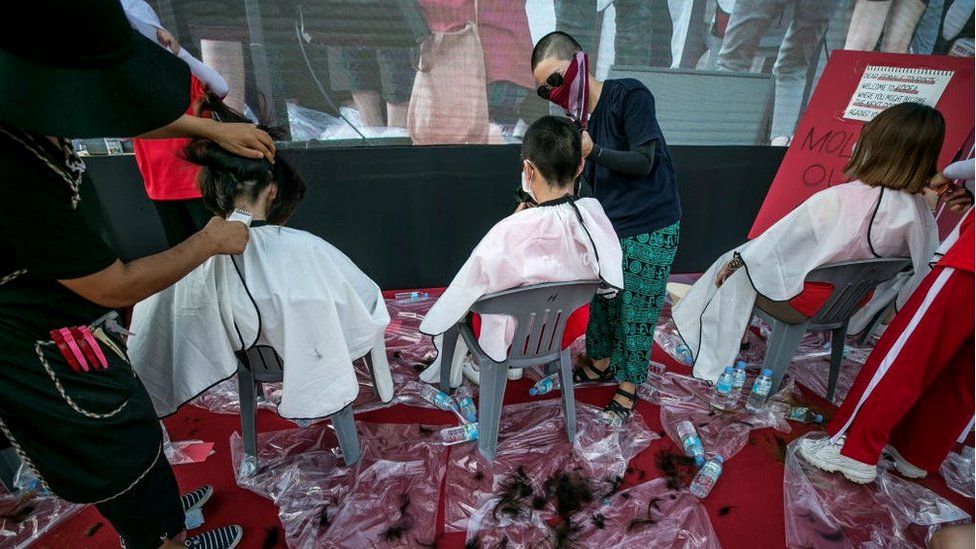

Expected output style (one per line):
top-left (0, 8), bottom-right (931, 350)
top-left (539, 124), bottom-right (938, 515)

top-left (454, 385), bottom-right (478, 423)
top-left (439, 423), bottom-right (479, 446)
top-left (689, 456), bottom-right (724, 498)
top-left (731, 361), bottom-right (747, 393)
top-left (675, 420), bottom-right (705, 467)
top-left (787, 406), bottom-right (824, 424)
top-left (13, 464), bottom-right (49, 494)
top-left (745, 369), bottom-right (774, 413)
top-left (710, 367), bottom-right (736, 410)
top-left (658, 332), bottom-right (693, 365)
top-left (529, 373), bottom-right (560, 396)
top-left (418, 384), bottom-right (459, 413)
top-left (394, 291), bottom-right (429, 303)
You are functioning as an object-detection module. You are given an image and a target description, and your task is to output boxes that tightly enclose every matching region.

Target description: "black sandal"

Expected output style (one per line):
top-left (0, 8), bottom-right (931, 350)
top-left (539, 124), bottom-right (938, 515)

top-left (603, 387), bottom-right (638, 423)
top-left (573, 363), bottom-right (613, 384)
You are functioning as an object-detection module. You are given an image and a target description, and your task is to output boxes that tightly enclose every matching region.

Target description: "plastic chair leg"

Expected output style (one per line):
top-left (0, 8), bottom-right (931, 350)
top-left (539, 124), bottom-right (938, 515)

top-left (477, 361), bottom-right (509, 459)
top-left (826, 322), bottom-right (848, 403)
top-left (761, 320), bottom-right (809, 394)
top-left (440, 326), bottom-right (459, 393)
top-left (237, 366), bottom-right (259, 463)
top-left (857, 306), bottom-right (887, 346)
top-left (332, 404), bottom-right (361, 466)
top-left (557, 350), bottom-right (577, 443)
top-left (367, 333), bottom-right (395, 403)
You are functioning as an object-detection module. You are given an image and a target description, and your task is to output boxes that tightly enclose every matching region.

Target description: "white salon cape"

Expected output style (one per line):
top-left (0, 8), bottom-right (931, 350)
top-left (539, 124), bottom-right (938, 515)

top-left (673, 181), bottom-right (938, 382)
top-left (129, 225), bottom-right (393, 420)
top-left (418, 197), bottom-right (624, 387)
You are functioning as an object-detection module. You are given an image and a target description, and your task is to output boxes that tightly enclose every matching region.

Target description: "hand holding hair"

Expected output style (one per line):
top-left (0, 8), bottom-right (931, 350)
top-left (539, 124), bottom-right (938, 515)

top-left (205, 120), bottom-right (276, 163)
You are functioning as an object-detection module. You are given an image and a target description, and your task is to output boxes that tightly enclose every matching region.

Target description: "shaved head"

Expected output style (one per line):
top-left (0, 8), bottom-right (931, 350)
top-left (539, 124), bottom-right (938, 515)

top-left (531, 31), bottom-right (582, 70)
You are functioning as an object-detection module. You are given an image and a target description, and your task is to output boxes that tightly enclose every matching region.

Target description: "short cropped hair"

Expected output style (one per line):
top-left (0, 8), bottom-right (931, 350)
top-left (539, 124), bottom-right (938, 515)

top-left (521, 116), bottom-right (582, 187)
top-left (844, 102), bottom-right (945, 194)
top-left (531, 31), bottom-right (582, 71)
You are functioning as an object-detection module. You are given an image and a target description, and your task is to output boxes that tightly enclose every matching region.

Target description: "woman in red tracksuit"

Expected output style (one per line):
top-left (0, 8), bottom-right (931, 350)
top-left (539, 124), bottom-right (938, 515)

top-left (799, 208), bottom-right (974, 484)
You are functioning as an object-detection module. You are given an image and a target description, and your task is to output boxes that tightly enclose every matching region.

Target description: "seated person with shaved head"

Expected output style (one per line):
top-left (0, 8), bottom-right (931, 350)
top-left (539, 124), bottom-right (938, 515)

top-left (419, 116), bottom-right (623, 398)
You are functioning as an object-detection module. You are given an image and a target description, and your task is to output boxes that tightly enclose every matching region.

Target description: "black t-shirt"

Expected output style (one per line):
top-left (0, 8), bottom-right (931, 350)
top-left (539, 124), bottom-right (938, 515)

top-left (0, 131), bottom-right (117, 343)
top-left (585, 78), bottom-right (681, 238)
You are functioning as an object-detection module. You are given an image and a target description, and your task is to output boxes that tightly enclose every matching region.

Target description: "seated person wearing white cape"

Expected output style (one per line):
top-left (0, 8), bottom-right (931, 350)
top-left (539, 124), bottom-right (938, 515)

top-left (418, 116), bottom-right (624, 388)
top-left (672, 103), bottom-right (944, 382)
top-left (128, 108), bottom-right (392, 421)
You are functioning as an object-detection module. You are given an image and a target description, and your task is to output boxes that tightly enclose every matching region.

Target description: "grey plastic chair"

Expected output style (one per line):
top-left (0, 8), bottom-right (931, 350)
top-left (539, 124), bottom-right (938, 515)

top-left (236, 345), bottom-right (361, 470)
top-left (753, 258), bottom-right (911, 402)
top-left (438, 281), bottom-right (600, 459)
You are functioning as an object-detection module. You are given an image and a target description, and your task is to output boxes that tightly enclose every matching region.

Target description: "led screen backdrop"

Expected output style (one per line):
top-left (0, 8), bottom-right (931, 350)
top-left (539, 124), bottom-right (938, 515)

top-left (139, 0), bottom-right (973, 147)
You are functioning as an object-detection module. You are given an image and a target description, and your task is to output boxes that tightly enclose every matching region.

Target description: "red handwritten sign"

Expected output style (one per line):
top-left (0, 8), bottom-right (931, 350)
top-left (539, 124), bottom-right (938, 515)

top-left (750, 51), bottom-right (974, 239)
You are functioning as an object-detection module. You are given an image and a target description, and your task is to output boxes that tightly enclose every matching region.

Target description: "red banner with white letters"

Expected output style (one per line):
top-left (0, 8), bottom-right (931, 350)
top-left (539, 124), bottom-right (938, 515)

top-left (749, 50), bottom-right (974, 239)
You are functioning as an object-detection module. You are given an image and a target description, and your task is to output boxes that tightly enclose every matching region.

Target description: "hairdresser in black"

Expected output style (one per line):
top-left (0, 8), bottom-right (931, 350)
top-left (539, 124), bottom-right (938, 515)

top-left (529, 32), bottom-right (682, 425)
top-left (0, 1), bottom-right (274, 548)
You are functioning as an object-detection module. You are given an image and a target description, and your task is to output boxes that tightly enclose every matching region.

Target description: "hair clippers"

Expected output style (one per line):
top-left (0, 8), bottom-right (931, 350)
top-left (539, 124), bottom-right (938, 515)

top-left (227, 207), bottom-right (253, 226)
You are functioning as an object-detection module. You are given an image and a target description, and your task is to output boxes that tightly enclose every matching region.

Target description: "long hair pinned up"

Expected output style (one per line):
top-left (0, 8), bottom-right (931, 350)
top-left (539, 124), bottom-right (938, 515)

top-left (183, 94), bottom-right (305, 224)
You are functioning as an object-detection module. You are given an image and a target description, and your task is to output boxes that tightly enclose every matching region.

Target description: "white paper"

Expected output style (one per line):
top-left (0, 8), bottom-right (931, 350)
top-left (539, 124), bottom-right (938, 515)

top-left (844, 65), bottom-right (954, 122)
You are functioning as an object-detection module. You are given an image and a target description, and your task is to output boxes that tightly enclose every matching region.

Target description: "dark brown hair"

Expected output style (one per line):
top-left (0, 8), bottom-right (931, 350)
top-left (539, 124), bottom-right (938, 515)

top-left (183, 94), bottom-right (305, 224)
top-left (844, 102), bottom-right (945, 194)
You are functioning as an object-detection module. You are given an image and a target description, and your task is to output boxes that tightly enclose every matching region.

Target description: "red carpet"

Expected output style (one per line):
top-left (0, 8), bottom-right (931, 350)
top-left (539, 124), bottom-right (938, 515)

top-left (36, 346), bottom-right (974, 548)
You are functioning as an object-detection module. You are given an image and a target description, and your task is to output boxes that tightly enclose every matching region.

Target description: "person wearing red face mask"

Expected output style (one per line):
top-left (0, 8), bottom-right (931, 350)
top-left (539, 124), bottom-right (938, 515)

top-left (529, 32), bottom-right (681, 425)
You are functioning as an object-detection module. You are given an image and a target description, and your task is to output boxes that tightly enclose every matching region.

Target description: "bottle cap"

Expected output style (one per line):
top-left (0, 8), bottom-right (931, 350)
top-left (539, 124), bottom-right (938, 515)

top-left (761, 368), bottom-right (773, 376)
top-left (814, 414), bottom-right (824, 423)
top-left (694, 456), bottom-right (705, 467)
top-left (712, 455), bottom-right (724, 464)
top-left (724, 366), bottom-right (734, 373)
top-left (735, 361), bottom-right (746, 369)
top-left (528, 388), bottom-right (539, 396)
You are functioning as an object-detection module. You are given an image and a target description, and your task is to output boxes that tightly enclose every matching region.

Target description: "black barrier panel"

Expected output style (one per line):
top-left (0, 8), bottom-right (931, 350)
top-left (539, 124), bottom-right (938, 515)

top-left (83, 145), bottom-right (784, 289)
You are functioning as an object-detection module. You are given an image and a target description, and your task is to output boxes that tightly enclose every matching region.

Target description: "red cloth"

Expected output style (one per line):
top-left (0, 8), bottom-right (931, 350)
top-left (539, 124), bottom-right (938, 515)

top-left (471, 305), bottom-right (590, 352)
top-left (938, 211), bottom-right (974, 273)
top-left (133, 77), bottom-right (207, 201)
top-left (787, 282), bottom-right (873, 318)
top-left (826, 265), bottom-right (975, 471)
top-left (416, 0), bottom-right (535, 88)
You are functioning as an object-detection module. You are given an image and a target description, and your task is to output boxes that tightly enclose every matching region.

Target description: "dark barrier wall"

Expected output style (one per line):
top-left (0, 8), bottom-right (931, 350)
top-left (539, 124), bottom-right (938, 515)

top-left (84, 145), bottom-right (785, 289)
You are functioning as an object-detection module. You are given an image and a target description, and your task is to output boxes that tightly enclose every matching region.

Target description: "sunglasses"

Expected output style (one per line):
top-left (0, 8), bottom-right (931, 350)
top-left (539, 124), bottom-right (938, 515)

top-left (536, 71), bottom-right (565, 100)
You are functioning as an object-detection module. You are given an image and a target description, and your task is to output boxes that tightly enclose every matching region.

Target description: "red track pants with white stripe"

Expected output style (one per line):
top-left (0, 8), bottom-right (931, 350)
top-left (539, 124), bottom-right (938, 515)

top-left (826, 265), bottom-right (975, 471)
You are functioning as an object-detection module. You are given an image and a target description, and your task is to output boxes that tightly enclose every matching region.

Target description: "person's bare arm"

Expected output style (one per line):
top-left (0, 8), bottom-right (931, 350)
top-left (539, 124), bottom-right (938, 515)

top-left (59, 218), bottom-right (248, 308)
top-left (138, 114), bottom-right (276, 162)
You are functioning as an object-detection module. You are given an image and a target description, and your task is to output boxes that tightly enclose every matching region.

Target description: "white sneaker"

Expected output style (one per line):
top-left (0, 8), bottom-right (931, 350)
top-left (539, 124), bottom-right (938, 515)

top-left (798, 436), bottom-right (877, 484)
top-left (883, 445), bottom-right (927, 479)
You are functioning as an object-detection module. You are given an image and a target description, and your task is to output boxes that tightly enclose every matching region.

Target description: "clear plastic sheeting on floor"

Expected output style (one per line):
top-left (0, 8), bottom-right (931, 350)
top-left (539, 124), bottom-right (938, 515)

top-left (784, 434), bottom-right (971, 548)
top-left (464, 477), bottom-right (721, 548)
top-left (646, 370), bottom-right (792, 462)
top-left (162, 423), bottom-right (214, 465)
top-left (444, 400), bottom-right (658, 532)
top-left (191, 297), bottom-right (439, 417)
top-left (940, 447), bottom-right (975, 499)
top-left (190, 377), bottom-right (282, 416)
top-left (229, 422), bottom-right (447, 548)
top-left (352, 298), bottom-right (439, 414)
top-left (0, 488), bottom-right (81, 549)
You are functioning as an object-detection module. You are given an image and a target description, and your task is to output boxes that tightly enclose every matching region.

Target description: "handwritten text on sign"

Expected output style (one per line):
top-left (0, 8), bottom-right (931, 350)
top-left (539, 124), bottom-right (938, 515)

top-left (843, 65), bottom-right (954, 122)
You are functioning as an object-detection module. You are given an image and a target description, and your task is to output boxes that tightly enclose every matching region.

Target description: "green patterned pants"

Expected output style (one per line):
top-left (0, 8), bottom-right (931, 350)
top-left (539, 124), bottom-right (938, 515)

top-left (586, 222), bottom-right (680, 385)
